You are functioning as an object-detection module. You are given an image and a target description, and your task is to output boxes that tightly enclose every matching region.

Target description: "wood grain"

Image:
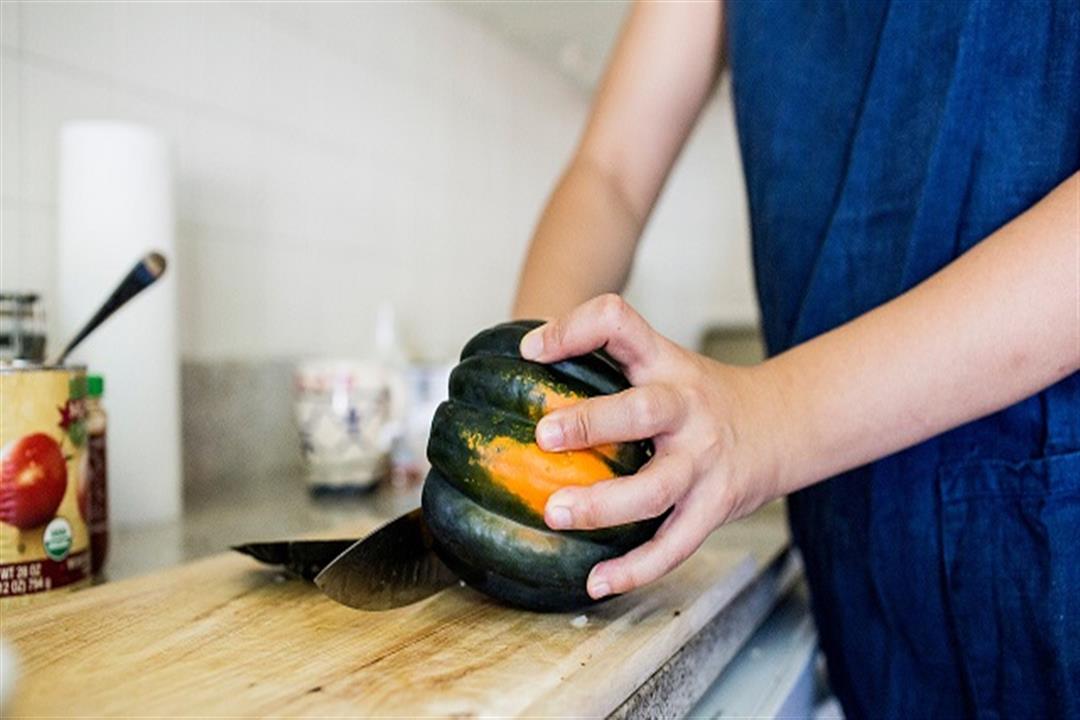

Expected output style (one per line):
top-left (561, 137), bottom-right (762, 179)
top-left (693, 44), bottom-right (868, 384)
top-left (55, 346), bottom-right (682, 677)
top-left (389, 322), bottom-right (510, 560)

top-left (1, 507), bottom-right (789, 717)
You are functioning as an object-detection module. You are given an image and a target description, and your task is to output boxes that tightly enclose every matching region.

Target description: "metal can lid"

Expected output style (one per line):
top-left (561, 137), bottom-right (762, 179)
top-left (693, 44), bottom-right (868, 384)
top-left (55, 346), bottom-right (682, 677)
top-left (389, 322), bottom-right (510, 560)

top-left (0, 361), bottom-right (86, 373)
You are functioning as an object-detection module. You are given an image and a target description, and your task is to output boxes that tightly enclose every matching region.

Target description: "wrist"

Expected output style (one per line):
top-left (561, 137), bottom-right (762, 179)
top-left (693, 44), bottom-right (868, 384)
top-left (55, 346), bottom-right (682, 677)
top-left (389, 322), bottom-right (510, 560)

top-left (734, 357), bottom-right (812, 501)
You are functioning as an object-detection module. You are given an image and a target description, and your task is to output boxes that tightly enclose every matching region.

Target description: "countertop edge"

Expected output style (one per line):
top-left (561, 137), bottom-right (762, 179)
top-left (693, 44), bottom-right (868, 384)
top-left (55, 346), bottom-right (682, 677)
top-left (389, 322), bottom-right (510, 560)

top-left (610, 546), bottom-right (803, 719)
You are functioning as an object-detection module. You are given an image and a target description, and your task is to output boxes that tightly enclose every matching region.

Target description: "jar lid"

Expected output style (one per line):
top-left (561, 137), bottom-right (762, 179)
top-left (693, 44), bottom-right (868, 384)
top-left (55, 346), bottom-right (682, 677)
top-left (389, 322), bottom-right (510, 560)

top-left (0, 291), bottom-right (41, 303)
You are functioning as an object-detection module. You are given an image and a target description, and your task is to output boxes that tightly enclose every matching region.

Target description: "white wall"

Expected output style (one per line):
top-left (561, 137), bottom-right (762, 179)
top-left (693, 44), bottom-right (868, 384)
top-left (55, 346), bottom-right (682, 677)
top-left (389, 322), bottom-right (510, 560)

top-left (627, 89), bottom-right (756, 344)
top-left (0, 1), bottom-right (754, 362)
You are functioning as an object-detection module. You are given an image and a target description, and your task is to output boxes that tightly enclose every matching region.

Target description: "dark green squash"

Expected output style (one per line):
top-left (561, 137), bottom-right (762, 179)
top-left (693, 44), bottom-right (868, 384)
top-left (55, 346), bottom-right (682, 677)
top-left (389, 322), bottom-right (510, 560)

top-left (422, 319), bottom-right (660, 611)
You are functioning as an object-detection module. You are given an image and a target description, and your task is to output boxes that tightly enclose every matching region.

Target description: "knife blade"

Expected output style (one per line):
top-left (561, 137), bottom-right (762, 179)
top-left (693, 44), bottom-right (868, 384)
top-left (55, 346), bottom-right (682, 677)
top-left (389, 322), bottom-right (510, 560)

top-left (232, 539), bottom-right (356, 581)
top-left (314, 508), bottom-right (458, 610)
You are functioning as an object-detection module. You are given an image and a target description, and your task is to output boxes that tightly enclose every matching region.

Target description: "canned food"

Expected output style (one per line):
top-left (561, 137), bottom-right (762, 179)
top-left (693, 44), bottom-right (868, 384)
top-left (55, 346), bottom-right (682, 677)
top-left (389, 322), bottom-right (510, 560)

top-left (0, 365), bottom-right (91, 602)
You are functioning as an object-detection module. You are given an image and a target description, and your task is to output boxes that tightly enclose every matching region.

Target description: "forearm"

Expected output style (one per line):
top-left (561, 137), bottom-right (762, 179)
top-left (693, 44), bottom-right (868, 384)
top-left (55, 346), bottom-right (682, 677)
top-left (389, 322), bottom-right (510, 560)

top-left (512, 155), bottom-right (644, 319)
top-left (515, 176), bottom-right (1076, 595)
top-left (769, 172), bottom-right (1080, 491)
top-left (513, 0), bottom-right (724, 320)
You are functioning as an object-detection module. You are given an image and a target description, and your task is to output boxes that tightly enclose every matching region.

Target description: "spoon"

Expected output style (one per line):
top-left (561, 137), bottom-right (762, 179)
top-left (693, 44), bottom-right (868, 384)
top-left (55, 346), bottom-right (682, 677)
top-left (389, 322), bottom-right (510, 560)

top-left (53, 251), bottom-right (167, 366)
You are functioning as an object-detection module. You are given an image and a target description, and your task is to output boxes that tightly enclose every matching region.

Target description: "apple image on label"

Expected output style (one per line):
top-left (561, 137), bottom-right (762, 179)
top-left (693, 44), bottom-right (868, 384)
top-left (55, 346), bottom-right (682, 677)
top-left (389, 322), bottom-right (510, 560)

top-left (0, 433), bottom-right (68, 530)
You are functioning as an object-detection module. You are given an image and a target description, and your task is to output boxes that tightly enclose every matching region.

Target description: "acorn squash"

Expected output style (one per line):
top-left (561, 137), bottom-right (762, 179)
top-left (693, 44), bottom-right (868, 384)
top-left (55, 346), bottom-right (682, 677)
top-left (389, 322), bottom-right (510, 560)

top-left (422, 320), bottom-right (660, 611)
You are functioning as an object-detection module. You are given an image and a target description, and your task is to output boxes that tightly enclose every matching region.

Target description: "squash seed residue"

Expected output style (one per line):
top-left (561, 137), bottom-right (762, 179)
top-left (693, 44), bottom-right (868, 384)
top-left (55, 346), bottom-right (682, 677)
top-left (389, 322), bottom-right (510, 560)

top-left (570, 615), bottom-right (589, 629)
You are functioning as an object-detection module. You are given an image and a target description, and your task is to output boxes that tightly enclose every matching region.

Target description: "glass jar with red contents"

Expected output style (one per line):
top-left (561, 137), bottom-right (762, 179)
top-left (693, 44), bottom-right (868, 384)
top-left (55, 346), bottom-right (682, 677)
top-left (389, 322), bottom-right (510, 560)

top-left (84, 375), bottom-right (108, 575)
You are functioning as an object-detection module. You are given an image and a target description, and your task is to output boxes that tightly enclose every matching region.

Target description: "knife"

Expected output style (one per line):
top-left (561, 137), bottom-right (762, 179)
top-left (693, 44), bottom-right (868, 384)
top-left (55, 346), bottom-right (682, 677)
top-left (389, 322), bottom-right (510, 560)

top-left (314, 508), bottom-right (459, 610)
top-left (232, 539), bottom-right (356, 581)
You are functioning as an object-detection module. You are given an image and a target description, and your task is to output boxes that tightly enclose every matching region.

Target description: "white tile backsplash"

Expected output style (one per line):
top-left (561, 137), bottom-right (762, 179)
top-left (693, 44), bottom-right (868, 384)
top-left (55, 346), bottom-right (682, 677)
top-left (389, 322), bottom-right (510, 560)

top-left (0, 0), bottom-right (20, 48)
top-left (19, 59), bottom-right (117, 209)
top-left (2, 205), bottom-right (55, 311)
top-left (19, 1), bottom-right (120, 79)
top-left (1, 46), bottom-right (21, 203)
top-left (180, 228), bottom-right (268, 357)
top-left (0, 201), bottom-right (20, 286)
top-left (111, 2), bottom-right (202, 103)
top-left (1, 0), bottom-right (755, 362)
top-left (179, 113), bottom-right (265, 232)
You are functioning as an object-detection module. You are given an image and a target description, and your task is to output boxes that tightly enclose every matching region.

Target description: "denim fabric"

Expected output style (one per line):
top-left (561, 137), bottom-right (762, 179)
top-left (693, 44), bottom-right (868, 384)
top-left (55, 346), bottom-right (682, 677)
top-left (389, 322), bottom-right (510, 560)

top-left (727, 1), bottom-right (1080, 716)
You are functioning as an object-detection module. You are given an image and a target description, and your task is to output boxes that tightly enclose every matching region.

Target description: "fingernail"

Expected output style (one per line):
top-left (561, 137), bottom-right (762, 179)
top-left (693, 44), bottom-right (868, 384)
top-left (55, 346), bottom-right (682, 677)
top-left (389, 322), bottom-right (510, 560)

top-left (589, 580), bottom-right (611, 599)
top-left (547, 505), bottom-right (573, 529)
top-left (520, 328), bottom-right (544, 359)
top-left (536, 418), bottom-right (564, 450)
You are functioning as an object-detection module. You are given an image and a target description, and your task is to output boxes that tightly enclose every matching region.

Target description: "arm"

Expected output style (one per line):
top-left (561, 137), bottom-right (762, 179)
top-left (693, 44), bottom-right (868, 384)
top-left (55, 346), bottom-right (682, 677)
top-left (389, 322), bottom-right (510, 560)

top-left (512, 0), bottom-right (725, 319)
top-left (520, 172), bottom-right (1080, 599)
top-left (764, 172), bottom-right (1079, 485)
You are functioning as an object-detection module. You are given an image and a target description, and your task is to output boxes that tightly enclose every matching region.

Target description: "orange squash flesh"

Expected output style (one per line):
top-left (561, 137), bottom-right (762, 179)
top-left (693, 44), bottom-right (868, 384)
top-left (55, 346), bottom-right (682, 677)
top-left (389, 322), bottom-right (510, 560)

top-left (467, 434), bottom-right (616, 516)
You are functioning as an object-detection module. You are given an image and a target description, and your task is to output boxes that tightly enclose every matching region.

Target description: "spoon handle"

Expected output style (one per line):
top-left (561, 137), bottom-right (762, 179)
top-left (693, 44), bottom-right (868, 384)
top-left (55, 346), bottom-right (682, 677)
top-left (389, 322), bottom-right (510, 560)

top-left (54, 251), bottom-right (167, 366)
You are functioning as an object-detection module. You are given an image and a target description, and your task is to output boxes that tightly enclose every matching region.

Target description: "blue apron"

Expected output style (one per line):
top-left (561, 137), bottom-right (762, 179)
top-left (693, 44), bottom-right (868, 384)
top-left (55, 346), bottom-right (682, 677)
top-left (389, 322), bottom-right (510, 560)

top-left (727, 1), bottom-right (1079, 717)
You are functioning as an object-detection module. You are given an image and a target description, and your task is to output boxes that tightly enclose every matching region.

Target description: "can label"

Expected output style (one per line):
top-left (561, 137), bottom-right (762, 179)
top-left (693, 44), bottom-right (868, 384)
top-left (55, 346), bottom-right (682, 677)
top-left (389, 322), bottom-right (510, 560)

top-left (1, 367), bottom-right (91, 599)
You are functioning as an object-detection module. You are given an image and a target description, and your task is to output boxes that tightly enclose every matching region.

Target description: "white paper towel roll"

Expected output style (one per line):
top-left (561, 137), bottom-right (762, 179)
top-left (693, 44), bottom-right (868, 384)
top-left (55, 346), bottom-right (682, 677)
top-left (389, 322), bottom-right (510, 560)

top-left (57, 121), bottom-right (181, 526)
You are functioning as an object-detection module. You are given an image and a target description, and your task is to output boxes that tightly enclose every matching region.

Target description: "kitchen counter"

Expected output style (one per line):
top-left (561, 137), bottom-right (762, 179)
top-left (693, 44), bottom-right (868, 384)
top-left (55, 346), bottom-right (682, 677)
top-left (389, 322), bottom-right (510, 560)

top-left (105, 470), bottom-right (422, 582)
top-left (6, 469), bottom-right (803, 717)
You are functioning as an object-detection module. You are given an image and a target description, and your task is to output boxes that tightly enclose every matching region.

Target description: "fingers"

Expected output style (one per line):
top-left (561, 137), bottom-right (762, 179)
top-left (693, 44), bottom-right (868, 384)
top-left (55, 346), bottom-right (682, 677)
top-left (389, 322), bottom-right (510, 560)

top-left (545, 452), bottom-right (692, 530)
top-left (535, 384), bottom-right (685, 452)
top-left (519, 294), bottom-right (659, 373)
top-left (517, 294), bottom-right (725, 599)
top-left (584, 497), bottom-right (713, 599)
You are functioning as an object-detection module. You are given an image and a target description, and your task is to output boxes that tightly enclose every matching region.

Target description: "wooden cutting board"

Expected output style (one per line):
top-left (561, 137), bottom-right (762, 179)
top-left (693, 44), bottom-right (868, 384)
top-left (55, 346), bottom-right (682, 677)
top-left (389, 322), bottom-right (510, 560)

top-left (1, 507), bottom-right (789, 717)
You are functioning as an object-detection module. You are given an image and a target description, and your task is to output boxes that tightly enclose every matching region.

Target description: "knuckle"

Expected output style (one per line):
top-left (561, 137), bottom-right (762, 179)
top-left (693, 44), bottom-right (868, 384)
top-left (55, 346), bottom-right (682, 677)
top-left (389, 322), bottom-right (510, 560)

top-left (690, 437), bottom-right (723, 476)
top-left (702, 438), bottom-right (725, 467)
top-left (597, 293), bottom-right (629, 328)
top-left (644, 477), bottom-right (674, 516)
top-left (658, 532), bottom-right (696, 574)
top-left (616, 562), bottom-right (643, 593)
top-left (576, 491), bottom-right (605, 528)
top-left (678, 383), bottom-right (706, 415)
top-left (617, 472), bottom-right (665, 524)
top-left (632, 457), bottom-right (676, 516)
top-left (667, 544), bottom-right (693, 573)
top-left (545, 319), bottom-right (566, 350)
top-left (711, 484), bottom-right (738, 523)
top-left (664, 384), bottom-right (690, 423)
top-left (648, 468), bottom-right (682, 511)
top-left (633, 389), bottom-right (668, 431)
top-left (571, 408), bottom-right (593, 446)
top-left (674, 533), bottom-right (700, 565)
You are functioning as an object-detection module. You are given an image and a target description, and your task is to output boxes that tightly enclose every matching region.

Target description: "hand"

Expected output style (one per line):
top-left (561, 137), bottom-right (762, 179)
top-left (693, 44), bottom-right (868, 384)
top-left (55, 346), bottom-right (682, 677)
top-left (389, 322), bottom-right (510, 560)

top-left (520, 295), bottom-right (790, 600)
